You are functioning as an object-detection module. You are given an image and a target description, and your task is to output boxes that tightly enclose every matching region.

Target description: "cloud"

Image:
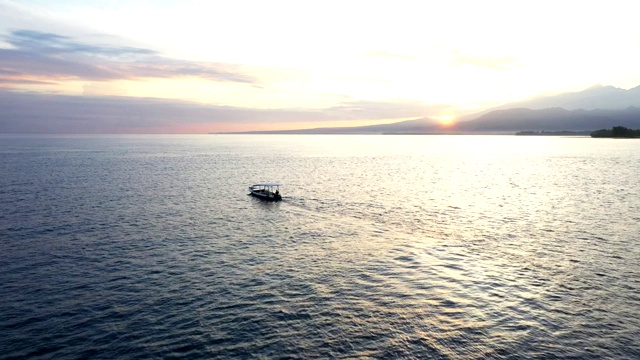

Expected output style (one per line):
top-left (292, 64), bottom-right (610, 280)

top-left (6, 30), bottom-right (156, 57)
top-left (0, 47), bottom-right (121, 81)
top-left (0, 29), bottom-right (256, 84)
top-left (0, 78), bottom-right (55, 85)
top-left (450, 50), bottom-right (520, 70)
top-left (363, 50), bottom-right (417, 60)
top-left (324, 100), bottom-right (453, 120)
top-left (0, 90), bottom-right (447, 133)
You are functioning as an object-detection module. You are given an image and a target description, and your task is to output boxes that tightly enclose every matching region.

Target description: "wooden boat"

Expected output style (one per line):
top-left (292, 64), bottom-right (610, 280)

top-left (249, 183), bottom-right (282, 201)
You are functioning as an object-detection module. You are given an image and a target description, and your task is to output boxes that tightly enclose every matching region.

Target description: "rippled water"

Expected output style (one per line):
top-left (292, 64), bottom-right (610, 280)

top-left (1, 134), bottom-right (639, 359)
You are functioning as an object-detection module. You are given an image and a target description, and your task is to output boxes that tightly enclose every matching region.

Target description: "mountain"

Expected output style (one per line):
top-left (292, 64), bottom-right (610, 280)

top-left (223, 117), bottom-right (442, 134)
top-left (502, 84), bottom-right (640, 110)
top-left (454, 106), bottom-right (640, 132)
top-left (458, 84), bottom-right (640, 123)
top-left (233, 106), bottom-right (640, 135)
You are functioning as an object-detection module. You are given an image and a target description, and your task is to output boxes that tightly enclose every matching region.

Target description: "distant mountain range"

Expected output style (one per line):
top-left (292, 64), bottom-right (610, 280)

top-left (494, 84), bottom-right (640, 111)
top-left (456, 106), bottom-right (640, 132)
top-left (455, 84), bottom-right (640, 123)
top-left (222, 85), bottom-right (640, 134)
top-left (225, 118), bottom-right (442, 134)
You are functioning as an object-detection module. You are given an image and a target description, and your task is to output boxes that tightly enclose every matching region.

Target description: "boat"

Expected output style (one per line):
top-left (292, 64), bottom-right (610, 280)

top-left (249, 183), bottom-right (282, 201)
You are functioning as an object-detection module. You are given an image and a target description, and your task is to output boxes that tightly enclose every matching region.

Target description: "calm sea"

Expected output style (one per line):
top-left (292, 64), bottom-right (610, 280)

top-left (1, 134), bottom-right (639, 359)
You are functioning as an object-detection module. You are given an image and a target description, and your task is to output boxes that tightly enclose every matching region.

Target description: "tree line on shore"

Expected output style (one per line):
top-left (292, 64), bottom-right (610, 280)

top-left (590, 126), bottom-right (640, 138)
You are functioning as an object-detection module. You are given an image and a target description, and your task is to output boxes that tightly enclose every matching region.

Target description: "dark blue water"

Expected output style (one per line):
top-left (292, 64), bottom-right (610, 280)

top-left (1, 134), bottom-right (639, 359)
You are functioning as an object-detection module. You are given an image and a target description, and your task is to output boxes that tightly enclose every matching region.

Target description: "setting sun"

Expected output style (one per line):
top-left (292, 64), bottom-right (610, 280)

top-left (434, 115), bottom-right (456, 127)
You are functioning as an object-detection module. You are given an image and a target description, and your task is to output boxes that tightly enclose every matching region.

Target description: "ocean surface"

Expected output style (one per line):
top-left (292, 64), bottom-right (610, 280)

top-left (1, 134), bottom-right (639, 359)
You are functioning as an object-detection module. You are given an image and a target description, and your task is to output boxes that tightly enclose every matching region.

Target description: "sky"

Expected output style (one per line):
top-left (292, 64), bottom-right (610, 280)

top-left (1, 0), bottom-right (640, 133)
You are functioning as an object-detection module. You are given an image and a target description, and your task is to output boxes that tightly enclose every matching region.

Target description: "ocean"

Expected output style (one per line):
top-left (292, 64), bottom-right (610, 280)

top-left (1, 134), bottom-right (639, 359)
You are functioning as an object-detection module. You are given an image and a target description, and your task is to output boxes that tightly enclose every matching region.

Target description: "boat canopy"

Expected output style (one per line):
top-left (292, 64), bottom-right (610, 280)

top-left (252, 183), bottom-right (281, 187)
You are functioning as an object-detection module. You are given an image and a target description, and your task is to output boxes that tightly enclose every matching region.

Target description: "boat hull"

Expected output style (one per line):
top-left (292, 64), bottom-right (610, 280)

top-left (249, 191), bottom-right (282, 201)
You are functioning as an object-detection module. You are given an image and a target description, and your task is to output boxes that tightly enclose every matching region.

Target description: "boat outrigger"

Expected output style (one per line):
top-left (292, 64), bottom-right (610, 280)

top-left (249, 183), bottom-right (282, 201)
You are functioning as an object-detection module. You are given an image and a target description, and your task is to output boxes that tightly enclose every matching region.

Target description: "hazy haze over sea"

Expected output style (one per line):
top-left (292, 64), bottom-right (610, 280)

top-left (1, 134), bottom-right (639, 359)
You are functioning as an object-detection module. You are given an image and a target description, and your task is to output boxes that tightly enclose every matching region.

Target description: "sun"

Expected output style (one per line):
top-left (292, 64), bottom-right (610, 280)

top-left (434, 115), bottom-right (456, 127)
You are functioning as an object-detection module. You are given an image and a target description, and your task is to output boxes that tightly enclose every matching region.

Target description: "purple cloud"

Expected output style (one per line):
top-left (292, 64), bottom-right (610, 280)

top-left (0, 30), bottom-right (256, 83)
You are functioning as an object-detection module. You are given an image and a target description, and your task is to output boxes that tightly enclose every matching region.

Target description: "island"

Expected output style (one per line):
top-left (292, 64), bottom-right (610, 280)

top-left (590, 126), bottom-right (640, 138)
